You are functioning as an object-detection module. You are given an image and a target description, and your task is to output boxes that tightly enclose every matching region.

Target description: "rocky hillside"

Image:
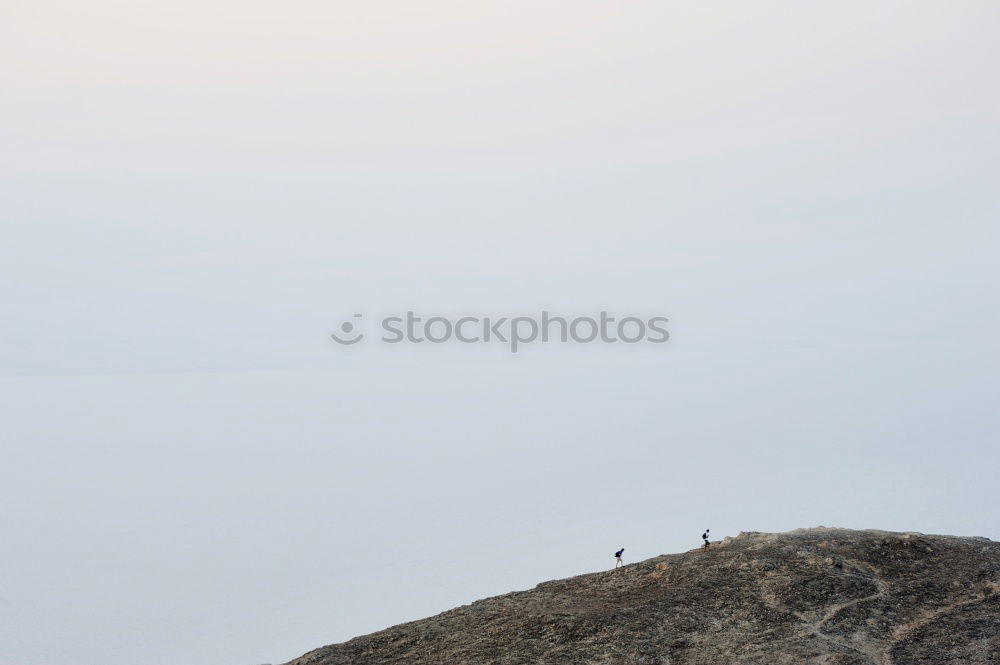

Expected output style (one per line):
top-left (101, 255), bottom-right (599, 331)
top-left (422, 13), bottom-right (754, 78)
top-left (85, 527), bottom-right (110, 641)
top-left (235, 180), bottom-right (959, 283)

top-left (283, 528), bottom-right (999, 664)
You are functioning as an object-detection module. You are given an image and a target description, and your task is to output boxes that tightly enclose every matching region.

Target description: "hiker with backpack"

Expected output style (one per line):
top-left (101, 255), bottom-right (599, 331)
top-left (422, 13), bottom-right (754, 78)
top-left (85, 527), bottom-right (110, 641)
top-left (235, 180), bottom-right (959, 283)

top-left (702, 529), bottom-right (710, 550)
top-left (614, 548), bottom-right (625, 568)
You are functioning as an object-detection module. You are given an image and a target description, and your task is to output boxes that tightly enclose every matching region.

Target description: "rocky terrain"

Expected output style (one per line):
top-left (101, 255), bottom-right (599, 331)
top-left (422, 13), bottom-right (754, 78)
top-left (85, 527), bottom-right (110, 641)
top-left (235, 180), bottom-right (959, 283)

top-left (283, 528), bottom-right (999, 664)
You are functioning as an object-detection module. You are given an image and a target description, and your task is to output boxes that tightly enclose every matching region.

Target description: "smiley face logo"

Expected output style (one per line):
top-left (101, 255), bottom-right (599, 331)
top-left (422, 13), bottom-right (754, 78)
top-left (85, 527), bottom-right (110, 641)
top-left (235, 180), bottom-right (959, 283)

top-left (330, 313), bottom-right (364, 345)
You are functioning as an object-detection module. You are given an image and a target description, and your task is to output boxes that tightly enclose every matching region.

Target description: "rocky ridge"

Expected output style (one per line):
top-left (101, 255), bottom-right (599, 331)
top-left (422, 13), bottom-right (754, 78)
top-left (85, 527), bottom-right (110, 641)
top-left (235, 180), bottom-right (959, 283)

top-left (284, 528), bottom-right (999, 664)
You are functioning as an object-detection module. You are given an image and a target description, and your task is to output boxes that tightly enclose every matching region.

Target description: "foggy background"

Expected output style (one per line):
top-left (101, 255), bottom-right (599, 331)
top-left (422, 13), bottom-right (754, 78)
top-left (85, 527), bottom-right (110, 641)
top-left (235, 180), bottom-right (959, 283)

top-left (2, 2), bottom-right (998, 664)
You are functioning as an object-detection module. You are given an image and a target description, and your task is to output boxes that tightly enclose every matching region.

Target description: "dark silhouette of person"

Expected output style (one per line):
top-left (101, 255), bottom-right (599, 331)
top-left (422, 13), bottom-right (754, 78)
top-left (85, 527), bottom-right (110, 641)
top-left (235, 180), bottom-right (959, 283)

top-left (614, 548), bottom-right (625, 568)
top-left (702, 529), bottom-right (710, 550)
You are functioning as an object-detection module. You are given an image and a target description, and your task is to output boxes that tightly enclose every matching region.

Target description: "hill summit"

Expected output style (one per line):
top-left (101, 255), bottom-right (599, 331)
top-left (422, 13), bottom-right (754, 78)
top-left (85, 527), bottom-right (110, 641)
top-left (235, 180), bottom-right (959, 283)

top-left (284, 528), bottom-right (999, 664)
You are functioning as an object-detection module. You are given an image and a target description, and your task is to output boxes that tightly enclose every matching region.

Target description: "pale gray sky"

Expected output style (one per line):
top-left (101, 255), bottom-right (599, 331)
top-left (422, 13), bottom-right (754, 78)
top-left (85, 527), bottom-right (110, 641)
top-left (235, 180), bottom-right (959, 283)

top-left (2, 2), bottom-right (999, 665)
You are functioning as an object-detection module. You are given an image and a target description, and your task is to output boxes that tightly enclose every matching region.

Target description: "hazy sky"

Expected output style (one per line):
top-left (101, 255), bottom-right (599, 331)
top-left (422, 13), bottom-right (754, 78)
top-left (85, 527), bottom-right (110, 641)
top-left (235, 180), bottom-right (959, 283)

top-left (2, 2), bottom-right (999, 665)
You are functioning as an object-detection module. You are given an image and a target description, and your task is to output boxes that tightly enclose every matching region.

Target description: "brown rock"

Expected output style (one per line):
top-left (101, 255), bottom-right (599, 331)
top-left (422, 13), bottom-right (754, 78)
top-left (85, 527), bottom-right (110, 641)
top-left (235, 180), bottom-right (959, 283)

top-left (283, 528), bottom-right (999, 665)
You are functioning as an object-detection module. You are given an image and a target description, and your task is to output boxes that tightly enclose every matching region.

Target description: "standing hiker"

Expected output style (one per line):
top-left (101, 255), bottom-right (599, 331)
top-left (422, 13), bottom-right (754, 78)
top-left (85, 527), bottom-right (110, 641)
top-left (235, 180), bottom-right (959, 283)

top-left (614, 548), bottom-right (625, 568)
top-left (702, 529), bottom-right (710, 550)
